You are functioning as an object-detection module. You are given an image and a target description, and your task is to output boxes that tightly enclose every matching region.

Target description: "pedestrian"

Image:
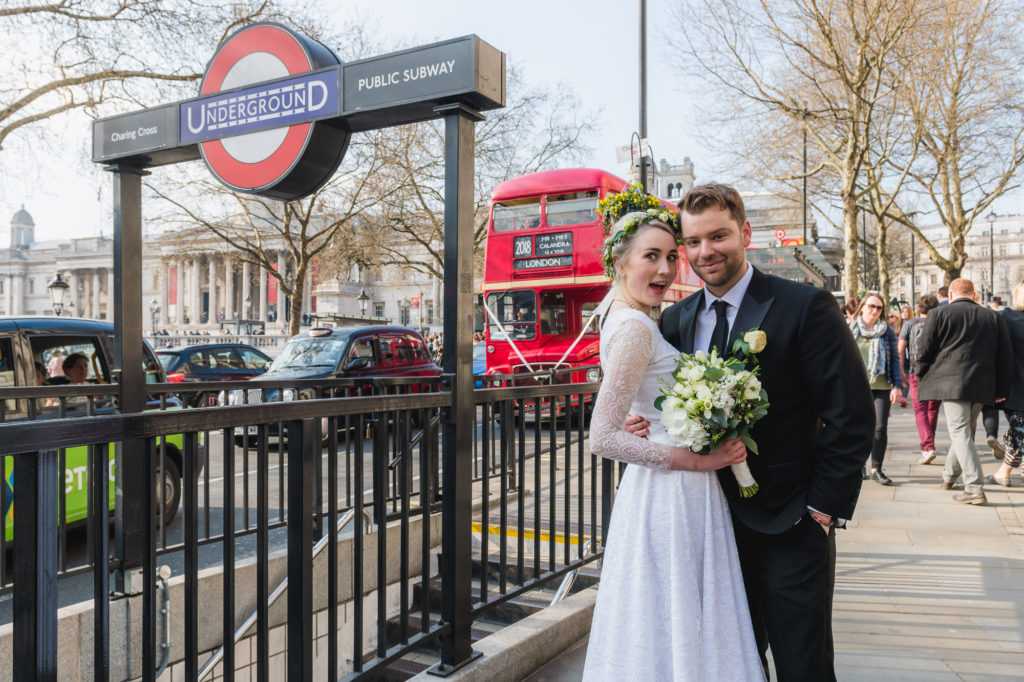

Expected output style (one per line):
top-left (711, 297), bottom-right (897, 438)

top-left (937, 285), bottom-right (950, 306)
top-left (899, 294), bottom-right (942, 464)
top-left (916, 278), bottom-right (1014, 504)
top-left (986, 281), bottom-right (1024, 487)
top-left (843, 297), bottom-right (859, 323)
top-left (46, 348), bottom-right (64, 377)
top-left (849, 292), bottom-right (903, 485)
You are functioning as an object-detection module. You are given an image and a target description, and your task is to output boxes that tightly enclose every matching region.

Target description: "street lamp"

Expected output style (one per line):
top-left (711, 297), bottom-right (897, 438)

top-left (358, 287), bottom-right (371, 316)
top-left (47, 271), bottom-right (69, 316)
top-left (149, 298), bottom-right (160, 335)
top-left (987, 211), bottom-right (996, 302)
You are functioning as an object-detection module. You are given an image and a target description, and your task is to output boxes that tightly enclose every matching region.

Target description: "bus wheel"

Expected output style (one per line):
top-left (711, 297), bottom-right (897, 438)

top-left (155, 458), bottom-right (182, 525)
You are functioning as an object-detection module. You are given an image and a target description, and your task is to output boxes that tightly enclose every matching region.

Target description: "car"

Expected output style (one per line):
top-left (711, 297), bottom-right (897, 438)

top-left (157, 343), bottom-right (272, 406)
top-left (473, 341), bottom-right (487, 388)
top-left (224, 325), bottom-right (441, 442)
top-left (0, 316), bottom-right (202, 536)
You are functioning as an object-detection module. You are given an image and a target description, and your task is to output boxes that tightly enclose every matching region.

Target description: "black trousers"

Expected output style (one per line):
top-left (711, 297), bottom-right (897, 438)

top-left (870, 390), bottom-right (891, 469)
top-left (734, 514), bottom-right (838, 682)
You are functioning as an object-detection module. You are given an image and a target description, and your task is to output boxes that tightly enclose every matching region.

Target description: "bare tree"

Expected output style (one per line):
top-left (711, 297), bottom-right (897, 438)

top-left (367, 67), bottom-right (598, 279)
top-left (671, 0), bottom-right (922, 298)
top-left (883, 0), bottom-right (1024, 286)
top-left (149, 136), bottom-right (399, 337)
top-left (0, 0), bottom-right (316, 150)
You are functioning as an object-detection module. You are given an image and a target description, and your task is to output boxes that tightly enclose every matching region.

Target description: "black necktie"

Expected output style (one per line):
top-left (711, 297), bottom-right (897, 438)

top-left (710, 300), bottom-right (730, 356)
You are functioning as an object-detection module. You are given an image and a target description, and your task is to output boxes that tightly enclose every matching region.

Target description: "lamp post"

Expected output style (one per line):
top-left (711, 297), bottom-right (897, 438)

top-left (149, 298), bottom-right (160, 335)
top-left (987, 211), bottom-right (996, 302)
top-left (47, 271), bottom-right (69, 316)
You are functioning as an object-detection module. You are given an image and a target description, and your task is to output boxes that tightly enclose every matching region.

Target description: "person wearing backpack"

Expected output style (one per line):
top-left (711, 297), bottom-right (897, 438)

top-left (899, 294), bottom-right (942, 464)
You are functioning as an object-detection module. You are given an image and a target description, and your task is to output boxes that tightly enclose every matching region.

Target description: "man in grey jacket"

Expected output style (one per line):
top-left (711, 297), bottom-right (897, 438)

top-left (916, 278), bottom-right (1014, 504)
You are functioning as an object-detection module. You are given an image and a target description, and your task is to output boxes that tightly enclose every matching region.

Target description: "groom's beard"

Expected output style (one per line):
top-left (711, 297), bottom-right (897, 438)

top-left (690, 251), bottom-right (745, 290)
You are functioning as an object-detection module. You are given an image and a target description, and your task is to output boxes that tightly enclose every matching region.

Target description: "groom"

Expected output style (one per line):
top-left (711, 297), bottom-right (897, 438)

top-left (634, 184), bottom-right (873, 680)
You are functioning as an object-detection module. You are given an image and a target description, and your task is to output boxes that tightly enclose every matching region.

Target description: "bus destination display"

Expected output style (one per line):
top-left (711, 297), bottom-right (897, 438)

top-left (512, 231), bottom-right (573, 269)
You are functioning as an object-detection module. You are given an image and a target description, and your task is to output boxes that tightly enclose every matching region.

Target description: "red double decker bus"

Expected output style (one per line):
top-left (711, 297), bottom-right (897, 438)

top-left (481, 168), bottom-right (701, 393)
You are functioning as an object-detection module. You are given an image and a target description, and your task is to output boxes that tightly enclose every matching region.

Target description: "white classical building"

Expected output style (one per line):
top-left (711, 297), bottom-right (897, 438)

top-left (888, 214), bottom-right (1024, 305)
top-left (0, 205), bottom-right (443, 333)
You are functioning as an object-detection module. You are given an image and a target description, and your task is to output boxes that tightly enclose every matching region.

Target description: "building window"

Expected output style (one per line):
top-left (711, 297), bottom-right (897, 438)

top-left (0, 279), bottom-right (4, 295)
top-left (930, 273), bottom-right (937, 285)
top-left (373, 302), bottom-right (384, 318)
top-left (914, 275), bottom-right (921, 286)
top-left (399, 304), bottom-right (410, 326)
top-left (426, 300), bottom-right (434, 324)
top-left (981, 247), bottom-right (989, 257)
top-left (999, 245), bottom-right (1007, 256)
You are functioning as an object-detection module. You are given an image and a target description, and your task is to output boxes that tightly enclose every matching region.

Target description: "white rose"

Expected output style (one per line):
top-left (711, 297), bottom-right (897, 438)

top-left (743, 377), bottom-right (762, 400)
top-left (695, 383), bottom-right (713, 402)
top-left (744, 330), bottom-right (767, 353)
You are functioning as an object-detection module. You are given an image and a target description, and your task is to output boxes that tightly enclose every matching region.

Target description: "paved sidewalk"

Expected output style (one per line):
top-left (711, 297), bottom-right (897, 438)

top-left (527, 408), bottom-right (1024, 681)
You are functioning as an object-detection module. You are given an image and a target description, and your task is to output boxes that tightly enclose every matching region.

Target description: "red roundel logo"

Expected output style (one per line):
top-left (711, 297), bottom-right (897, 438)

top-left (195, 23), bottom-right (348, 200)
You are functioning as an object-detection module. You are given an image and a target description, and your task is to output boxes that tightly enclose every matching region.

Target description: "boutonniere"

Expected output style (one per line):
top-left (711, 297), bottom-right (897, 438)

top-left (732, 328), bottom-right (767, 360)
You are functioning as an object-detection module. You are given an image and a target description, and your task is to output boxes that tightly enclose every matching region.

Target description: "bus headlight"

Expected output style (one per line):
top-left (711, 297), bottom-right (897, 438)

top-left (281, 388), bottom-right (296, 401)
top-left (586, 367), bottom-right (601, 383)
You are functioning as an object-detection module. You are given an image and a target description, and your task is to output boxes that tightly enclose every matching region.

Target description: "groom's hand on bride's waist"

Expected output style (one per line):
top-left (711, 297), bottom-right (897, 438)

top-left (624, 414), bottom-right (650, 439)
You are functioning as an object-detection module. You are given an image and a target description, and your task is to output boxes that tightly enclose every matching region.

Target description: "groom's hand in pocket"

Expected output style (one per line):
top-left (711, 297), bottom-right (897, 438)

top-left (624, 414), bottom-right (650, 439)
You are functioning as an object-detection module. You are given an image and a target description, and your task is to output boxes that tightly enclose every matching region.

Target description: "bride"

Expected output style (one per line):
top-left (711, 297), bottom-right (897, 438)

top-left (582, 202), bottom-right (764, 680)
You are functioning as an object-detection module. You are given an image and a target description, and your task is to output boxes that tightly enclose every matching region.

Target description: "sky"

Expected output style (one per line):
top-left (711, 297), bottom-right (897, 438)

top-left (3, 0), bottom-right (1020, 243)
top-left (2, 0), bottom-right (713, 243)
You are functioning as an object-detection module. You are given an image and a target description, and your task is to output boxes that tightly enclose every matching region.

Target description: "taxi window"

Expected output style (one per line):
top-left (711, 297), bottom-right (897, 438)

top-left (346, 338), bottom-right (376, 368)
top-left (405, 334), bottom-right (431, 363)
top-left (238, 348), bottom-right (269, 370)
top-left (31, 336), bottom-right (111, 384)
top-left (0, 338), bottom-right (17, 413)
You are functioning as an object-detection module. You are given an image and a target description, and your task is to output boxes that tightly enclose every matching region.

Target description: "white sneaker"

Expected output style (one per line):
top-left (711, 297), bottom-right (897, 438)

top-left (919, 450), bottom-right (937, 465)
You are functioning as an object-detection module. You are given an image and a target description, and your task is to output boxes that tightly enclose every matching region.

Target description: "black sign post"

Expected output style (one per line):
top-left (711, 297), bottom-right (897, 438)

top-left (85, 24), bottom-right (504, 681)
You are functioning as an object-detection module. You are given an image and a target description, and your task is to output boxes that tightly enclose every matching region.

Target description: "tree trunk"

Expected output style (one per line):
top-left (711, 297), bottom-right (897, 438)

top-left (842, 187), bottom-right (860, 300)
top-left (876, 222), bottom-right (890, 309)
top-left (288, 264), bottom-right (307, 338)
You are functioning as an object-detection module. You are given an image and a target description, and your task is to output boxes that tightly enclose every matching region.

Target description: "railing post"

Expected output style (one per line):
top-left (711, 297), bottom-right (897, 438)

top-left (108, 162), bottom-right (149, 595)
top-left (427, 103), bottom-right (484, 677)
top-left (286, 418), bottom-right (314, 682)
top-left (13, 450), bottom-right (58, 682)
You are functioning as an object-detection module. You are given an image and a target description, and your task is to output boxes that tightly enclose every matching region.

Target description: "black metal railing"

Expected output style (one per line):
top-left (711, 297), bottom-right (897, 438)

top-left (0, 372), bottom-right (614, 680)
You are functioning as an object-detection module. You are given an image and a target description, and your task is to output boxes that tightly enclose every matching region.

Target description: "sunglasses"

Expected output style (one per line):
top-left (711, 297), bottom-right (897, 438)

top-left (865, 304), bottom-right (884, 311)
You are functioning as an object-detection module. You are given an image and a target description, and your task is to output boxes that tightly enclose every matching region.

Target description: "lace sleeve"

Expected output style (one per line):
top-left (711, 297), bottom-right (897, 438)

top-left (590, 317), bottom-right (675, 469)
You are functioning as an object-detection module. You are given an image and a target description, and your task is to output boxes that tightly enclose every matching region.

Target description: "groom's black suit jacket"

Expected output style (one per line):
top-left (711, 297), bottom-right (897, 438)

top-left (659, 268), bottom-right (874, 534)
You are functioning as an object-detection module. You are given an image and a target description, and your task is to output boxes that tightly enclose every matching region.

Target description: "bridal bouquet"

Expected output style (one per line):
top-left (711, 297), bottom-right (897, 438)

top-left (655, 332), bottom-right (770, 498)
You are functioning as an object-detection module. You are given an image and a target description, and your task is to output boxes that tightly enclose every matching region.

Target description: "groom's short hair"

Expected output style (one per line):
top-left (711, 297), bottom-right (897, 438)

top-left (677, 183), bottom-right (747, 228)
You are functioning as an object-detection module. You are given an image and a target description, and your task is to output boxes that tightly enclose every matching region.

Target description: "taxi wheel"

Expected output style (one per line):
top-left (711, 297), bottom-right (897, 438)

top-left (155, 457), bottom-right (182, 525)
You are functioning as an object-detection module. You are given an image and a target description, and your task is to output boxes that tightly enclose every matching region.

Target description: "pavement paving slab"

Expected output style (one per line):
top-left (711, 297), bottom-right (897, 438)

top-left (526, 408), bottom-right (1024, 681)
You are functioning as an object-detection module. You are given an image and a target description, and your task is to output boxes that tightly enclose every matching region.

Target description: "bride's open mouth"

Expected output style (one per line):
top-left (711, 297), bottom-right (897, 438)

top-left (649, 282), bottom-right (667, 295)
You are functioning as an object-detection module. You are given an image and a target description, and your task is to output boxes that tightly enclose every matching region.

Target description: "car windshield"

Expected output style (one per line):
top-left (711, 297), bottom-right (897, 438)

top-left (273, 337), bottom-right (348, 370)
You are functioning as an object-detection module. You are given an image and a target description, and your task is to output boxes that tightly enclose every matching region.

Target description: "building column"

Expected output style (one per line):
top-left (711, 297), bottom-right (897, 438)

top-left (107, 270), bottom-right (114, 321)
top-left (160, 262), bottom-right (170, 326)
top-left (173, 259), bottom-right (183, 326)
top-left (11, 274), bottom-right (23, 316)
top-left (91, 270), bottom-right (101, 319)
top-left (66, 272), bottom-right (77, 316)
top-left (276, 251), bottom-right (287, 324)
top-left (224, 255), bottom-right (235, 321)
top-left (259, 265), bottom-right (269, 323)
top-left (191, 257), bottom-right (201, 326)
top-left (241, 260), bottom-right (252, 320)
top-left (207, 253), bottom-right (217, 325)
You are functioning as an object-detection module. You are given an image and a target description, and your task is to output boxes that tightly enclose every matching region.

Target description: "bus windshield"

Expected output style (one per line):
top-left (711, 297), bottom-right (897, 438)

top-left (539, 291), bottom-right (567, 336)
top-left (545, 191), bottom-right (598, 227)
top-left (486, 291), bottom-right (537, 340)
top-left (493, 197), bottom-right (541, 232)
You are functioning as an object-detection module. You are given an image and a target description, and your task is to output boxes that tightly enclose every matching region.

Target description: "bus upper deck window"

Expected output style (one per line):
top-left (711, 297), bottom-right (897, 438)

top-left (493, 197), bottom-right (542, 232)
top-left (546, 191), bottom-right (598, 228)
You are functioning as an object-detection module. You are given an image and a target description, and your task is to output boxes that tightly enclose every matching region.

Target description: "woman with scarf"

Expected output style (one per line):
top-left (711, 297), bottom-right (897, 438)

top-left (850, 292), bottom-right (904, 485)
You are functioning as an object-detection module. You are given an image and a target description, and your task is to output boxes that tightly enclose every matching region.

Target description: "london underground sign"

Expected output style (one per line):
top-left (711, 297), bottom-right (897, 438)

top-left (92, 26), bottom-right (505, 201)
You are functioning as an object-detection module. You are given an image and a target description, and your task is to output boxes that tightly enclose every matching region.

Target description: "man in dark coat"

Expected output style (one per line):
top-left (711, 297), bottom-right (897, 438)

top-left (650, 184), bottom-right (874, 681)
top-left (916, 278), bottom-right (1014, 504)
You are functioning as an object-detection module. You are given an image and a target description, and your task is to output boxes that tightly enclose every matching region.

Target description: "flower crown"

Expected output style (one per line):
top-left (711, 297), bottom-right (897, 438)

top-left (597, 184), bottom-right (681, 277)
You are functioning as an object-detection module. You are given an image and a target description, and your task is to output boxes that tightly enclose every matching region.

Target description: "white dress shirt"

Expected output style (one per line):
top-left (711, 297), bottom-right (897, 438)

top-left (693, 261), bottom-right (754, 353)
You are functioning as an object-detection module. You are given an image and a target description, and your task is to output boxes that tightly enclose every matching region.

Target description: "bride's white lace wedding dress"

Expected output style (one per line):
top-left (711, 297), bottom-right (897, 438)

top-left (582, 309), bottom-right (764, 681)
